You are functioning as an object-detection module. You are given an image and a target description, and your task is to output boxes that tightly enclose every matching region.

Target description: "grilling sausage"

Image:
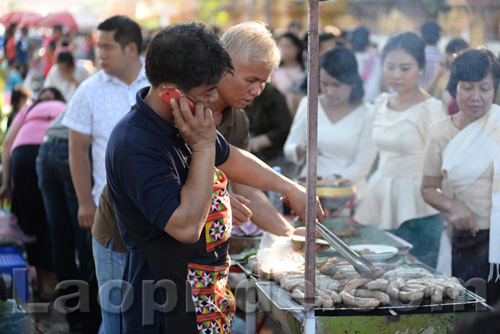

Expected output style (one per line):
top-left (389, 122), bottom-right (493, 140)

top-left (340, 290), bottom-right (380, 308)
top-left (353, 289), bottom-right (390, 305)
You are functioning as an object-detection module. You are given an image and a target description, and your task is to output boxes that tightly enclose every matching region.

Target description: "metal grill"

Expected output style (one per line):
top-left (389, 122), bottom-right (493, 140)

top-left (256, 281), bottom-right (488, 314)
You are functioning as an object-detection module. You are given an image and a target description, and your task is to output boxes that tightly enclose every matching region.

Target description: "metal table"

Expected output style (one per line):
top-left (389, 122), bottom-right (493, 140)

top-left (237, 258), bottom-right (491, 334)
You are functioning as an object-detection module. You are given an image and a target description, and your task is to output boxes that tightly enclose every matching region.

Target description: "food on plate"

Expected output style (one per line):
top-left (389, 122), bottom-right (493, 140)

top-left (332, 227), bottom-right (361, 238)
top-left (357, 248), bottom-right (376, 254)
top-left (350, 244), bottom-right (399, 261)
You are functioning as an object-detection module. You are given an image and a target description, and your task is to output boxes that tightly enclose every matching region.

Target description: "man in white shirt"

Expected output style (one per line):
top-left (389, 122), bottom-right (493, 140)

top-left (420, 21), bottom-right (442, 89)
top-left (348, 26), bottom-right (383, 103)
top-left (43, 51), bottom-right (91, 102)
top-left (62, 15), bottom-right (148, 333)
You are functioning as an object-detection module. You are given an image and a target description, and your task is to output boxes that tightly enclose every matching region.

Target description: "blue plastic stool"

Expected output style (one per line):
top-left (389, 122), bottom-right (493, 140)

top-left (0, 247), bottom-right (29, 302)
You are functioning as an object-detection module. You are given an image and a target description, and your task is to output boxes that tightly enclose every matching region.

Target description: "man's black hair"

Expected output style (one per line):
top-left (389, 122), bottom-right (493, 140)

top-left (145, 22), bottom-right (233, 91)
top-left (97, 15), bottom-right (142, 54)
top-left (447, 48), bottom-right (500, 99)
top-left (57, 52), bottom-right (74, 66)
top-left (445, 38), bottom-right (469, 55)
top-left (420, 21), bottom-right (441, 45)
top-left (349, 26), bottom-right (370, 52)
top-left (319, 32), bottom-right (336, 46)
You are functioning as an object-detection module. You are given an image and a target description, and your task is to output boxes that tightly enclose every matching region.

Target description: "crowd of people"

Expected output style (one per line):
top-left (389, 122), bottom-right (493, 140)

top-left (1, 13), bottom-right (500, 333)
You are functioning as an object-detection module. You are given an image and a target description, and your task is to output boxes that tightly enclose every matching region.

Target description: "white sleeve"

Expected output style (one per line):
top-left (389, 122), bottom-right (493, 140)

top-left (341, 103), bottom-right (378, 182)
top-left (43, 65), bottom-right (57, 88)
top-left (418, 98), bottom-right (445, 142)
top-left (61, 81), bottom-right (93, 135)
top-left (75, 64), bottom-right (91, 84)
top-left (284, 96), bottom-right (308, 164)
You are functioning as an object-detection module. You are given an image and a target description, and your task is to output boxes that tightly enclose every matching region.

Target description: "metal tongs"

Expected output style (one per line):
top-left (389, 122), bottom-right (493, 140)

top-left (280, 195), bottom-right (378, 279)
top-left (315, 220), bottom-right (379, 279)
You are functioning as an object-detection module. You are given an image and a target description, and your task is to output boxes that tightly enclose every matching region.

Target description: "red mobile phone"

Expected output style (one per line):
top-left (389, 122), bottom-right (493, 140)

top-left (159, 88), bottom-right (196, 115)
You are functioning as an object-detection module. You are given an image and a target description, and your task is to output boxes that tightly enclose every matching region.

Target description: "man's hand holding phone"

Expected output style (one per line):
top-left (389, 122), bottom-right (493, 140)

top-left (167, 90), bottom-right (216, 152)
top-left (160, 88), bottom-right (196, 114)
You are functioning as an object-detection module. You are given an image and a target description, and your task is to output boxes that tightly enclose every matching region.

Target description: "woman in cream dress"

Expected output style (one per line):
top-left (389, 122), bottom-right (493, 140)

top-left (284, 47), bottom-right (377, 203)
top-left (354, 32), bottom-right (445, 268)
top-left (421, 48), bottom-right (500, 304)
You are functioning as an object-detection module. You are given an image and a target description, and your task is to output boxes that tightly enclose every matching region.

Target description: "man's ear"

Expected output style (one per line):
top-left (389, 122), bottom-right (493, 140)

top-left (125, 42), bottom-right (139, 57)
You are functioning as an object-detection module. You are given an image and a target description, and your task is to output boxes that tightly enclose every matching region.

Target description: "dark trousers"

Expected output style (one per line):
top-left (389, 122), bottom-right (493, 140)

top-left (36, 137), bottom-right (93, 329)
top-left (388, 214), bottom-right (442, 269)
top-left (11, 145), bottom-right (53, 271)
top-left (452, 228), bottom-right (500, 306)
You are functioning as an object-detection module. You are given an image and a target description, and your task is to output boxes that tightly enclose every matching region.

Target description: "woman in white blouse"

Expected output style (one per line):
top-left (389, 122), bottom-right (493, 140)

top-left (354, 32), bottom-right (445, 268)
top-left (284, 47), bottom-right (377, 202)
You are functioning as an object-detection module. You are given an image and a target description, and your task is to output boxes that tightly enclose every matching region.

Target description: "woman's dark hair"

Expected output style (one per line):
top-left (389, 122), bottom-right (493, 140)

top-left (57, 52), bottom-right (75, 66)
top-left (319, 32), bottom-right (336, 46)
top-left (445, 38), bottom-right (469, 55)
top-left (279, 32), bottom-right (305, 70)
top-left (349, 26), bottom-right (370, 52)
top-left (447, 48), bottom-right (500, 99)
top-left (26, 87), bottom-right (66, 114)
top-left (320, 47), bottom-right (364, 104)
top-left (97, 15), bottom-right (142, 54)
top-left (10, 86), bottom-right (29, 113)
top-left (8, 85), bottom-right (30, 126)
top-left (145, 22), bottom-right (233, 91)
top-left (382, 32), bottom-right (426, 70)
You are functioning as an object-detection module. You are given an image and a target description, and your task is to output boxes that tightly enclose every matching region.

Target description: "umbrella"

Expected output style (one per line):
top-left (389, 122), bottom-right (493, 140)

top-left (40, 11), bottom-right (97, 32)
top-left (0, 11), bottom-right (42, 28)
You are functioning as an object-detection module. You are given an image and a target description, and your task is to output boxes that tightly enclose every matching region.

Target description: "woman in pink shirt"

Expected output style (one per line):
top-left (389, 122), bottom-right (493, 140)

top-left (0, 87), bottom-right (66, 298)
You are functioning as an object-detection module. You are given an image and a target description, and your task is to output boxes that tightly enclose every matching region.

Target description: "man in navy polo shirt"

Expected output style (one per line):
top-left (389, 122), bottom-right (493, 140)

top-left (105, 22), bottom-right (323, 333)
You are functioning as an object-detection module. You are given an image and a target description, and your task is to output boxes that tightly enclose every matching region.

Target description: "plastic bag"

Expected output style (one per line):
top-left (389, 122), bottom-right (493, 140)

top-left (256, 232), bottom-right (305, 276)
top-left (0, 299), bottom-right (25, 334)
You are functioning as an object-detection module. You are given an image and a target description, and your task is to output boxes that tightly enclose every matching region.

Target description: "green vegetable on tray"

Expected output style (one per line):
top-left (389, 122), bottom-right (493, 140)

top-left (290, 235), bottom-right (330, 246)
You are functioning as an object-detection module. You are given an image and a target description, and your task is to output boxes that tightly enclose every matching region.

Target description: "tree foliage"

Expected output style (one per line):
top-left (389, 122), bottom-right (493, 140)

top-left (420, 0), bottom-right (450, 17)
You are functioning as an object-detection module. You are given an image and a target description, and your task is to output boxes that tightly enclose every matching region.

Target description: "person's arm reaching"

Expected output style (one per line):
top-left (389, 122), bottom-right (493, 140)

top-left (219, 145), bottom-right (324, 224)
top-left (231, 182), bottom-right (294, 236)
top-left (68, 130), bottom-right (95, 230)
top-left (0, 124), bottom-right (21, 205)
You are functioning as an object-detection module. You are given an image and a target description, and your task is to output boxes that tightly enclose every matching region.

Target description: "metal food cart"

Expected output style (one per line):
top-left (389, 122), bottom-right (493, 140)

top-left (242, 0), bottom-right (494, 333)
top-left (235, 254), bottom-right (491, 334)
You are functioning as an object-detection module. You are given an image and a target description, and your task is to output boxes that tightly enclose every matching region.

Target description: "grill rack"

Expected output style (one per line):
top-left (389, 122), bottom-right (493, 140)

top-left (256, 280), bottom-right (487, 314)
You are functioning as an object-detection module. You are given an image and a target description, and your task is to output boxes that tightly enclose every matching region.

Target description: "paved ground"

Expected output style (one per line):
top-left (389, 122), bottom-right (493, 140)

top-left (24, 299), bottom-right (75, 334)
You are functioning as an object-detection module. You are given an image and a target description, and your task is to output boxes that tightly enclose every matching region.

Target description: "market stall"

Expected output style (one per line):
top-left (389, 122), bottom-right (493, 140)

top-left (233, 219), bottom-right (491, 333)
top-left (232, 1), bottom-right (494, 333)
